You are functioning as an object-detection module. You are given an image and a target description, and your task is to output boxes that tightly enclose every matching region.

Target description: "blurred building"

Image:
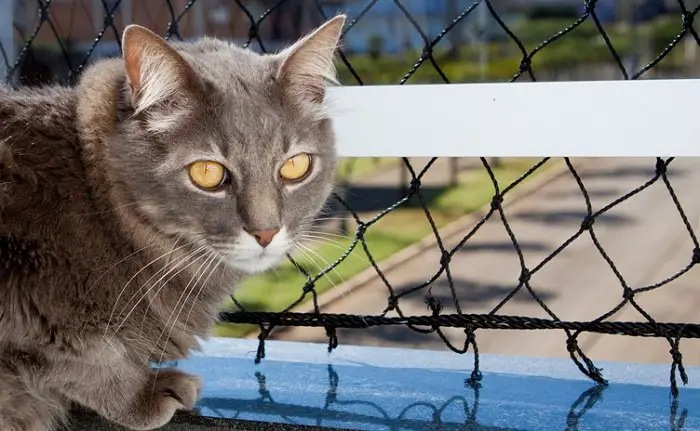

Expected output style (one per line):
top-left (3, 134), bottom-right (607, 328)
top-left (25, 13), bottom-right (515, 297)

top-left (13, 0), bottom-right (330, 56)
top-left (1, 0), bottom-right (691, 85)
top-left (314, 0), bottom-right (684, 54)
top-left (7, 0), bottom-right (341, 84)
top-left (503, 0), bottom-right (680, 22)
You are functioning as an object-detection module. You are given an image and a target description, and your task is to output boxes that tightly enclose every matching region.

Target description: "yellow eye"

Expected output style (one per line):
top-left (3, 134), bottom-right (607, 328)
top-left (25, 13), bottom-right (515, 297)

top-left (188, 161), bottom-right (227, 190)
top-left (280, 153), bottom-right (312, 182)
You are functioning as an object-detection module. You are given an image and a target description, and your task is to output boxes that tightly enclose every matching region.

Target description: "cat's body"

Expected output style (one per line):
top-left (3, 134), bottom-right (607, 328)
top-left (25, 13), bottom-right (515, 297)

top-left (0, 16), bottom-right (344, 431)
top-left (0, 80), bottom-right (232, 431)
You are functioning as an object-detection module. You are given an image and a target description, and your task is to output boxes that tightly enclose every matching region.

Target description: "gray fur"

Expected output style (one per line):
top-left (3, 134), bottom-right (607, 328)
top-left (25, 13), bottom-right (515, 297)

top-left (0, 16), bottom-right (344, 431)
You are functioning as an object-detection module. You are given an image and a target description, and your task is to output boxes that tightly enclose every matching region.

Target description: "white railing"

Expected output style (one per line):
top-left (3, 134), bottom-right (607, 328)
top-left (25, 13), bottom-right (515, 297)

top-left (328, 79), bottom-right (700, 158)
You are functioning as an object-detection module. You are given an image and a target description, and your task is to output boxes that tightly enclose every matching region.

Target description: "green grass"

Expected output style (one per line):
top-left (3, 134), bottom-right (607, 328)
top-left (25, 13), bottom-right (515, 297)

top-left (337, 158), bottom-right (397, 181)
top-left (215, 158), bottom-right (553, 338)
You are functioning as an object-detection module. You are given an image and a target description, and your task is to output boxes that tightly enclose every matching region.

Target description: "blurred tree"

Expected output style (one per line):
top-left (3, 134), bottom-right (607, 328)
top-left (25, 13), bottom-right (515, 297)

top-left (368, 34), bottom-right (384, 60)
top-left (445, 0), bottom-right (463, 59)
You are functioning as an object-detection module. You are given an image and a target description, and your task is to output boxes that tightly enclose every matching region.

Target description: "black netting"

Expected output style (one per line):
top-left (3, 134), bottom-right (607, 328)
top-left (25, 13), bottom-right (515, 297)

top-left (5, 0), bottom-right (700, 398)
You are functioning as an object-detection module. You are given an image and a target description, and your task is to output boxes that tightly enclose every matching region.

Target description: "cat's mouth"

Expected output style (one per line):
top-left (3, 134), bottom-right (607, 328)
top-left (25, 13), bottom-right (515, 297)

top-left (227, 252), bottom-right (286, 274)
top-left (222, 228), bottom-right (291, 274)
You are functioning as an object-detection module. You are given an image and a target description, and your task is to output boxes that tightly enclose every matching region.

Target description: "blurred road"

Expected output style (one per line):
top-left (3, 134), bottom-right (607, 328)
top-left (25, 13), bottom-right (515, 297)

top-left (274, 157), bottom-right (700, 366)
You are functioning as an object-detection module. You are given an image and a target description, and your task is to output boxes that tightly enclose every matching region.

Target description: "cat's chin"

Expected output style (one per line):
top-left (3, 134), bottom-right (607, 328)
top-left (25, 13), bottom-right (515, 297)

top-left (225, 253), bottom-right (286, 274)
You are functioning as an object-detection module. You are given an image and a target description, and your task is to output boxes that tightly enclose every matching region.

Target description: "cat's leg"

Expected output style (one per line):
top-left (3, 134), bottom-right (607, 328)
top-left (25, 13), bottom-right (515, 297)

top-left (0, 362), bottom-right (68, 431)
top-left (56, 364), bottom-right (201, 431)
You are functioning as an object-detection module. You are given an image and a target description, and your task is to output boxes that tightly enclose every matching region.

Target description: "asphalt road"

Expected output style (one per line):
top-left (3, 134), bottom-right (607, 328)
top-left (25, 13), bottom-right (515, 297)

top-left (274, 157), bottom-right (700, 366)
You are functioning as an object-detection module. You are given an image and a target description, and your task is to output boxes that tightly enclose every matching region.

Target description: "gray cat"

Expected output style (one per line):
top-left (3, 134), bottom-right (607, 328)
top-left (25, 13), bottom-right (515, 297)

top-left (0, 14), bottom-right (345, 431)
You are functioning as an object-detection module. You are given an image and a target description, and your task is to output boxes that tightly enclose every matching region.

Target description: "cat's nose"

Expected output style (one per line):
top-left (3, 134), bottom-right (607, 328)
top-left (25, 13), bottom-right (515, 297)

top-left (248, 228), bottom-right (280, 248)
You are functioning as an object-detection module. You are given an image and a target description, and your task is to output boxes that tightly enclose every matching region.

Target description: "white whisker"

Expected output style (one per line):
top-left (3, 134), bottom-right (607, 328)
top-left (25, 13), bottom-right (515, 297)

top-left (298, 236), bottom-right (370, 266)
top-left (107, 245), bottom-right (208, 341)
top-left (105, 242), bottom-right (193, 337)
top-left (119, 245), bottom-right (203, 319)
top-left (151, 252), bottom-right (217, 369)
top-left (294, 244), bottom-right (341, 296)
top-left (311, 217), bottom-right (353, 222)
top-left (297, 242), bottom-right (345, 286)
top-left (93, 242), bottom-right (159, 288)
top-left (299, 233), bottom-right (348, 247)
top-left (293, 245), bottom-right (336, 290)
top-left (298, 230), bottom-right (354, 240)
top-left (183, 254), bottom-right (225, 329)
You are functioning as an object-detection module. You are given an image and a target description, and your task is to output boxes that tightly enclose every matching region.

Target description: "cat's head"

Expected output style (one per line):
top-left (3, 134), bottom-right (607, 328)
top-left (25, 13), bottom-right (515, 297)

top-left (105, 16), bottom-right (345, 273)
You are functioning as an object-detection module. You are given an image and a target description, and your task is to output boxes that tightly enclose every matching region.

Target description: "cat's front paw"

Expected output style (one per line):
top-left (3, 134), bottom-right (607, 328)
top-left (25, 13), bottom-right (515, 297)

top-left (123, 368), bottom-right (202, 430)
top-left (153, 368), bottom-right (202, 411)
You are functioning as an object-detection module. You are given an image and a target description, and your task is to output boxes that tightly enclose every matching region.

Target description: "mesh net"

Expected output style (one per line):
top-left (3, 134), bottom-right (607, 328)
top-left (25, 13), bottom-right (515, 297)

top-left (4, 0), bottom-right (700, 398)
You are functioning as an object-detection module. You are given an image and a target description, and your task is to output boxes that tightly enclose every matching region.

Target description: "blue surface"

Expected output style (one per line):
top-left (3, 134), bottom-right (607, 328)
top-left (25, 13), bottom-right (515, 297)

top-left (175, 338), bottom-right (700, 430)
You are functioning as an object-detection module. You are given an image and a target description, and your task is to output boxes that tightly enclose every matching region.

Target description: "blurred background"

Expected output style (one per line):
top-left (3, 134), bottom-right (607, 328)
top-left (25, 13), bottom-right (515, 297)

top-left (3, 0), bottom-right (700, 365)
top-left (4, 1), bottom-right (700, 85)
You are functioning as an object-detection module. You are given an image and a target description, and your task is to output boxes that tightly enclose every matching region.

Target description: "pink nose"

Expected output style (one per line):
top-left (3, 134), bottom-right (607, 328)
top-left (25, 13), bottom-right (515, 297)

top-left (248, 229), bottom-right (279, 248)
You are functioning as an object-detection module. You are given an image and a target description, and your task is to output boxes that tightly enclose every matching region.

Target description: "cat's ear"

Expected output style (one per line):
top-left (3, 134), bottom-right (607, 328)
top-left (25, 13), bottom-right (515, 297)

top-left (122, 25), bottom-right (196, 114)
top-left (276, 15), bottom-right (345, 118)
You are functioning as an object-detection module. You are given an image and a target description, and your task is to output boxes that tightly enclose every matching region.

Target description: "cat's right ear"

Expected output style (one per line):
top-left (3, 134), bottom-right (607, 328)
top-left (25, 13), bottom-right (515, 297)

top-left (276, 15), bottom-right (346, 121)
top-left (122, 25), bottom-right (196, 115)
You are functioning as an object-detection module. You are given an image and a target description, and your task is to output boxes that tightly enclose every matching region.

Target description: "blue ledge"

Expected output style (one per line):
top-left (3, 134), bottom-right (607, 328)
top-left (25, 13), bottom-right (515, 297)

top-left (165, 337), bottom-right (700, 430)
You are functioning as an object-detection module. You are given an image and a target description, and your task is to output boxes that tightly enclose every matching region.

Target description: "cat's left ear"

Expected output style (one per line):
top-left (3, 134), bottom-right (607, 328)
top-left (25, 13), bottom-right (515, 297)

top-left (276, 15), bottom-right (346, 119)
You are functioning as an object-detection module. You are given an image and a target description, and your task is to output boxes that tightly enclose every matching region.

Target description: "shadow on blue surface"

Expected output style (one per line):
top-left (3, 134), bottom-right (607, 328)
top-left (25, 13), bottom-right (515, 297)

top-left (176, 356), bottom-right (699, 431)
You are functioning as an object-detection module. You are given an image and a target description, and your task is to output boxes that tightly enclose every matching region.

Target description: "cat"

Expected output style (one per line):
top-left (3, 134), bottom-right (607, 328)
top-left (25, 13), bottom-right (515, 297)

top-left (0, 14), bottom-right (345, 431)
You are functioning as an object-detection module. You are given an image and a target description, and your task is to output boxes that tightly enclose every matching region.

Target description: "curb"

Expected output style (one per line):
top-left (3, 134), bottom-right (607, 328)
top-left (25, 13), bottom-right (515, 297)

top-left (247, 158), bottom-right (591, 339)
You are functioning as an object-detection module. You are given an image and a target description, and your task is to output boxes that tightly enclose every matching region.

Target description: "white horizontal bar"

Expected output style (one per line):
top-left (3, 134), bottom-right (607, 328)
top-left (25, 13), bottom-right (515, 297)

top-left (327, 79), bottom-right (700, 157)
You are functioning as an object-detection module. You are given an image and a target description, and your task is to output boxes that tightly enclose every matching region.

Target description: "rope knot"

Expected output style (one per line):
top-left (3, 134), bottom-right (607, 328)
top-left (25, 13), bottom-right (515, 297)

top-left (409, 178), bottom-right (422, 194)
top-left (248, 26), bottom-right (258, 39)
top-left (670, 347), bottom-right (683, 364)
top-left (518, 268), bottom-right (531, 284)
top-left (303, 279), bottom-right (315, 293)
top-left (490, 195), bottom-right (503, 210)
top-left (670, 338), bottom-right (689, 398)
top-left (425, 295), bottom-right (442, 316)
top-left (386, 296), bottom-right (398, 311)
top-left (622, 287), bottom-right (634, 300)
top-left (692, 247), bottom-right (700, 264)
top-left (255, 326), bottom-right (272, 364)
top-left (465, 326), bottom-right (477, 344)
top-left (440, 250), bottom-right (451, 266)
top-left (519, 57), bottom-right (532, 72)
top-left (470, 369), bottom-right (483, 382)
top-left (655, 158), bottom-right (667, 176)
top-left (683, 11), bottom-right (695, 28)
top-left (325, 326), bottom-right (339, 353)
top-left (356, 222), bottom-right (367, 239)
top-left (581, 215), bottom-right (595, 230)
top-left (167, 23), bottom-right (180, 38)
top-left (465, 369), bottom-right (483, 388)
